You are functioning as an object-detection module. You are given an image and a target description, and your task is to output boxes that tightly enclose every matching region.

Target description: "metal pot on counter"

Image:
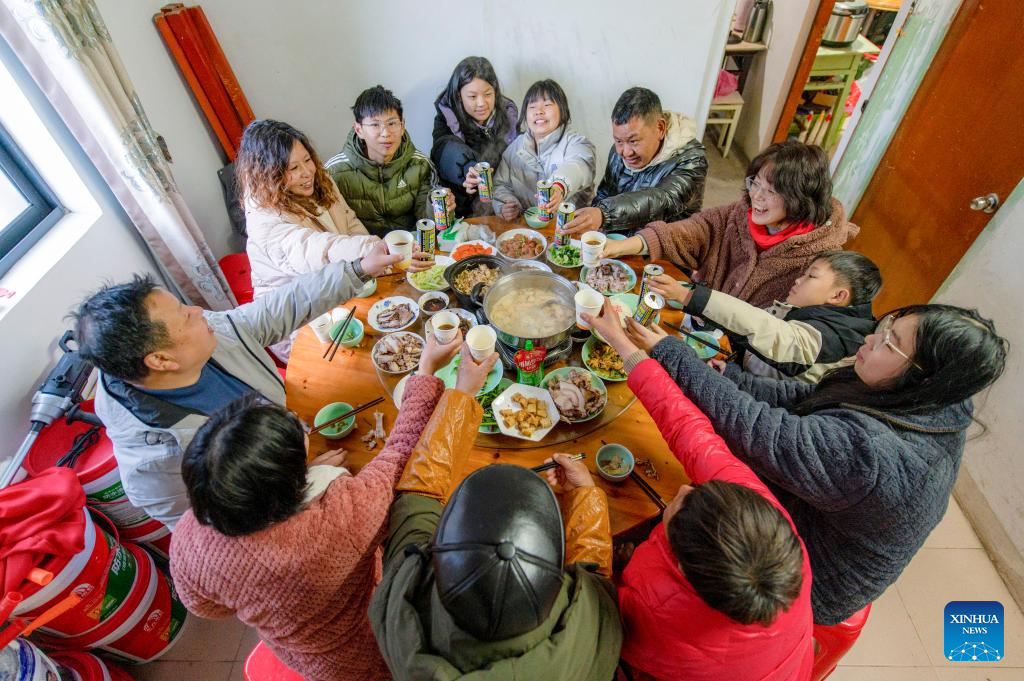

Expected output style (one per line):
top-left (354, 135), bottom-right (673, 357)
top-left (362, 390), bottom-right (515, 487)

top-left (472, 269), bottom-right (578, 350)
top-left (822, 0), bottom-right (869, 47)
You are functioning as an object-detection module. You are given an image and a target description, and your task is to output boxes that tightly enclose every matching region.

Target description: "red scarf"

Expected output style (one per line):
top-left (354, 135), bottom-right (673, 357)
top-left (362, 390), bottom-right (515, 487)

top-left (747, 209), bottom-right (816, 252)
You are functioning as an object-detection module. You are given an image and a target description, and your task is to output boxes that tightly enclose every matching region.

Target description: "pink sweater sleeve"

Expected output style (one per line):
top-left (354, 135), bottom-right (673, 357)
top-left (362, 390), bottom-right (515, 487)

top-left (322, 374), bottom-right (445, 552)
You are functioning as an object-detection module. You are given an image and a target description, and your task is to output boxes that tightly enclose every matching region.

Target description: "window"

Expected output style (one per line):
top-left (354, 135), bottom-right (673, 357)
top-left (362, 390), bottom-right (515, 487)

top-left (0, 122), bottom-right (63, 277)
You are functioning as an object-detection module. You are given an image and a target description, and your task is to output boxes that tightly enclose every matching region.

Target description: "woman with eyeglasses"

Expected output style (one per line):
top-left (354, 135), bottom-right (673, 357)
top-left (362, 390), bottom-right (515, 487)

top-left (586, 301), bottom-right (1007, 626)
top-left (601, 140), bottom-right (857, 308)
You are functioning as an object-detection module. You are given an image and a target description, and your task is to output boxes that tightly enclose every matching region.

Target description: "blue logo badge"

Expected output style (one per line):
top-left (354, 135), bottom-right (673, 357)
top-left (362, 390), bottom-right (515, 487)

top-left (944, 601), bottom-right (1003, 661)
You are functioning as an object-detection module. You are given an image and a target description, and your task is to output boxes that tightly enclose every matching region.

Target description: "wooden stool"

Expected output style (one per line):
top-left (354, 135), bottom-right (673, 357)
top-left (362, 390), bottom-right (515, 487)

top-left (706, 90), bottom-right (744, 158)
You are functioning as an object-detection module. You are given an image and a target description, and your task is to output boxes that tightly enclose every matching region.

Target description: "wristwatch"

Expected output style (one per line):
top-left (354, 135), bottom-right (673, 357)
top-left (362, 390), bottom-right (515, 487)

top-left (352, 258), bottom-right (371, 283)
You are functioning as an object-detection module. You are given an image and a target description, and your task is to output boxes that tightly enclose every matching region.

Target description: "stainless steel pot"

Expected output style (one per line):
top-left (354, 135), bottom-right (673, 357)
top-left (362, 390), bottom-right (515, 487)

top-left (474, 270), bottom-right (577, 350)
top-left (821, 0), bottom-right (868, 47)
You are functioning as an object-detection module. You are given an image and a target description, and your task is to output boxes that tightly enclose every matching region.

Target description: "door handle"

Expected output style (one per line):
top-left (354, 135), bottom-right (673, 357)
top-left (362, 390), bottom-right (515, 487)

top-left (969, 193), bottom-right (1000, 214)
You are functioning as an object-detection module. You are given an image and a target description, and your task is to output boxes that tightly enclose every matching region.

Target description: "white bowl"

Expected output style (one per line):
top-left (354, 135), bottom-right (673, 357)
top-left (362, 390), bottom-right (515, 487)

top-left (367, 296), bottom-right (419, 333)
top-left (371, 331), bottom-right (424, 375)
top-left (417, 291), bottom-right (450, 316)
top-left (491, 383), bottom-right (559, 442)
top-left (495, 228), bottom-right (548, 261)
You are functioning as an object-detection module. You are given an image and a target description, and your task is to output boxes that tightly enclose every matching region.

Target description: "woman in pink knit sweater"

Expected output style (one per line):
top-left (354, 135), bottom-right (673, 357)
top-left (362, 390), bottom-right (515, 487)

top-left (169, 333), bottom-right (462, 681)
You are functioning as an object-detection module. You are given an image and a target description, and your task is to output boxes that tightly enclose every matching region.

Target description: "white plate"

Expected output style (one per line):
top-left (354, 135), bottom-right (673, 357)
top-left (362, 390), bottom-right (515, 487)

top-left (450, 240), bottom-right (496, 261)
top-left (423, 307), bottom-right (478, 339)
top-left (371, 331), bottom-right (424, 375)
top-left (545, 239), bottom-right (583, 268)
top-left (491, 383), bottom-right (559, 442)
top-left (406, 255), bottom-right (455, 292)
top-left (367, 296), bottom-right (419, 333)
top-left (392, 374), bottom-right (410, 407)
top-left (495, 228), bottom-right (548, 261)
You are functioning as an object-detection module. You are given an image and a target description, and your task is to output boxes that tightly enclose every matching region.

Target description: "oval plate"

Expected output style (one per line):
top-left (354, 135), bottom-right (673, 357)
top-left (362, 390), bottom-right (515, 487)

top-left (367, 296), bottom-right (419, 333)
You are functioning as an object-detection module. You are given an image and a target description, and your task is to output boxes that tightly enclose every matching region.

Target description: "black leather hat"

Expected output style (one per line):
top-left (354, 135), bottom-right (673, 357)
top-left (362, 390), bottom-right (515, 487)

top-left (432, 464), bottom-right (565, 641)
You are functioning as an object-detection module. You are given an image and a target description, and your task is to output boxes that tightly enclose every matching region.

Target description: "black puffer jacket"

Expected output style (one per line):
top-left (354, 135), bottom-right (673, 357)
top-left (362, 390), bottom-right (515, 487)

top-left (430, 97), bottom-right (518, 217)
top-left (594, 111), bottom-right (708, 233)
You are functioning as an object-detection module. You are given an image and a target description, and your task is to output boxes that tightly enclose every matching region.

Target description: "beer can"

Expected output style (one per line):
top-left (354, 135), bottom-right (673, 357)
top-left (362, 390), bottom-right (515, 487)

top-left (430, 189), bottom-right (451, 230)
top-left (475, 162), bottom-right (493, 203)
top-left (633, 292), bottom-right (665, 327)
top-left (416, 219), bottom-right (436, 259)
top-left (638, 264), bottom-right (665, 299)
top-left (537, 180), bottom-right (554, 221)
top-left (554, 202), bottom-right (575, 247)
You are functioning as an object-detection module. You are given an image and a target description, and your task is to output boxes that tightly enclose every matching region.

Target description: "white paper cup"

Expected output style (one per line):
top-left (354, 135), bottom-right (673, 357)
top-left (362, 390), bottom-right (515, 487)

top-left (310, 312), bottom-right (333, 343)
top-left (581, 231), bottom-right (607, 267)
top-left (385, 230), bottom-right (414, 269)
top-left (466, 325), bottom-right (497, 361)
top-left (331, 307), bottom-right (354, 324)
top-left (574, 288), bottom-right (604, 330)
top-left (432, 310), bottom-right (460, 344)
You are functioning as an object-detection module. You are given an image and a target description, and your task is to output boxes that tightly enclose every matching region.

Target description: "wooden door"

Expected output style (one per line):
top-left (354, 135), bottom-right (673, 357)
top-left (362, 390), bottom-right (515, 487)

top-left (847, 0), bottom-right (1024, 313)
top-left (847, 0), bottom-right (1024, 311)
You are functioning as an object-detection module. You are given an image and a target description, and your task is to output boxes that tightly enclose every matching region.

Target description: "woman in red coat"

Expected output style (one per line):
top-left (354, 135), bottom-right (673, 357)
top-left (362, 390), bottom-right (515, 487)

top-left (616, 351), bottom-right (814, 680)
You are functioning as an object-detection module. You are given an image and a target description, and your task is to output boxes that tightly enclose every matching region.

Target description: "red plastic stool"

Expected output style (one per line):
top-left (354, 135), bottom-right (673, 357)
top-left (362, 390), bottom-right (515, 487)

top-left (244, 641), bottom-right (305, 681)
top-left (811, 603), bottom-right (872, 680)
top-left (219, 252), bottom-right (254, 305)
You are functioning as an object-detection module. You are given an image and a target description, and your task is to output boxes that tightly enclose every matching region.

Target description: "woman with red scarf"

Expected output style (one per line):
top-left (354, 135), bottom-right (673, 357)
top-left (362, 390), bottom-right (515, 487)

top-left (602, 141), bottom-right (857, 308)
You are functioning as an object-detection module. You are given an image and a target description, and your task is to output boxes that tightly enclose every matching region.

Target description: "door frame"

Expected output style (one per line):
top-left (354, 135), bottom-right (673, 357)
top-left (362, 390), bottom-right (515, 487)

top-left (771, 0), bottom-right (835, 143)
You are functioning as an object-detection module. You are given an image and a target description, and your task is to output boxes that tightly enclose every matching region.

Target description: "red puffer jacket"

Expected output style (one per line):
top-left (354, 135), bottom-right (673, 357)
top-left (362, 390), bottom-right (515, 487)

top-left (619, 359), bottom-right (814, 681)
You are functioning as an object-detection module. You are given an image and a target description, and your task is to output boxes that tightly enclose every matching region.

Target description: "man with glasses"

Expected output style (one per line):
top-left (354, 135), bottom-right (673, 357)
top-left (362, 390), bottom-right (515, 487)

top-left (326, 85), bottom-right (450, 237)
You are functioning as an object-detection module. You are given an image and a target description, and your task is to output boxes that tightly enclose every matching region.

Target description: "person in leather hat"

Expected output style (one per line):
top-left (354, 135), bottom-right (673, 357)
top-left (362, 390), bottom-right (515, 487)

top-left (370, 347), bottom-right (622, 680)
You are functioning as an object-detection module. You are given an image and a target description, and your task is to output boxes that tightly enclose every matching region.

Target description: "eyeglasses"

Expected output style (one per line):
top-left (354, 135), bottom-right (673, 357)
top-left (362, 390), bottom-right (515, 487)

top-left (745, 175), bottom-right (780, 201)
top-left (876, 314), bottom-right (922, 370)
top-left (361, 119), bottom-right (403, 135)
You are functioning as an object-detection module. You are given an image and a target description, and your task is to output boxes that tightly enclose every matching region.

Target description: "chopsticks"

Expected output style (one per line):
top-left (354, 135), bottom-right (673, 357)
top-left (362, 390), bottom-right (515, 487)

top-left (630, 470), bottom-right (667, 510)
top-left (310, 397), bottom-right (384, 435)
top-left (530, 453), bottom-right (586, 473)
top-left (662, 320), bottom-right (736, 361)
top-left (323, 305), bottom-right (356, 361)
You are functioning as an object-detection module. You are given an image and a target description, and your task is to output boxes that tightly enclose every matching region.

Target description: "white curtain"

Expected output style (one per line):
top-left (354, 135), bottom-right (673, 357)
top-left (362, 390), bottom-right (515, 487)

top-left (0, 0), bottom-right (234, 309)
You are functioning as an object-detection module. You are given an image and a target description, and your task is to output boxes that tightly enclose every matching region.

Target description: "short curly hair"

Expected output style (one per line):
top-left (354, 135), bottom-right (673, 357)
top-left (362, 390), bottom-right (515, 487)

top-left (744, 141), bottom-right (833, 226)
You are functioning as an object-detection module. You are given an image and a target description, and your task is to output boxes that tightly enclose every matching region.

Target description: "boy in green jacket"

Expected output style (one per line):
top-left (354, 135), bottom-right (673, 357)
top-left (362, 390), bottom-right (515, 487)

top-left (326, 85), bottom-right (446, 237)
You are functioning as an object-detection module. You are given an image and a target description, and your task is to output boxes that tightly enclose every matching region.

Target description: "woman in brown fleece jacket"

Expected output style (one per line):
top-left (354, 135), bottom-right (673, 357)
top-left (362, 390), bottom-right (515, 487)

top-left (603, 141), bottom-right (859, 308)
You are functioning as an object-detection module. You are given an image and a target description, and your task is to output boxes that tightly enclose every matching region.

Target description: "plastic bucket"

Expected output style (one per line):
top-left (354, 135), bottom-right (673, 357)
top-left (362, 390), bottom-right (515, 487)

top-left (50, 650), bottom-right (134, 681)
top-left (12, 509), bottom-right (127, 638)
top-left (99, 553), bottom-right (189, 663)
top-left (24, 400), bottom-right (157, 530)
top-left (0, 638), bottom-right (63, 681)
top-left (119, 519), bottom-right (171, 560)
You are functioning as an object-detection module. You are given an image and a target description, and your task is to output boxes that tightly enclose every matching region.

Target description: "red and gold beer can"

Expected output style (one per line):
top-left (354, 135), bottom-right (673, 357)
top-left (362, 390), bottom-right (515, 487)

top-left (475, 162), bottom-right (493, 203)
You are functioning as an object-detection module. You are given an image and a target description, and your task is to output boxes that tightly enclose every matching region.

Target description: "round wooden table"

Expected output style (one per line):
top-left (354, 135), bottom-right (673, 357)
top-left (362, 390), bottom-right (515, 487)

top-left (285, 216), bottom-right (694, 536)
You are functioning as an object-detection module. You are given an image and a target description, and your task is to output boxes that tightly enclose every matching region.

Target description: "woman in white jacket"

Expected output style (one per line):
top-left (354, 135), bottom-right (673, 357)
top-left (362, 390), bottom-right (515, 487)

top-left (238, 119), bottom-right (381, 299)
top-left (484, 80), bottom-right (597, 221)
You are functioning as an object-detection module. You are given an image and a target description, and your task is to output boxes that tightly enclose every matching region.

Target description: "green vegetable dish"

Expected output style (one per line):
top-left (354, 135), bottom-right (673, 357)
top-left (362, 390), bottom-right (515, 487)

top-left (409, 263), bottom-right (448, 290)
top-left (478, 378), bottom-right (512, 432)
top-left (547, 244), bottom-right (581, 267)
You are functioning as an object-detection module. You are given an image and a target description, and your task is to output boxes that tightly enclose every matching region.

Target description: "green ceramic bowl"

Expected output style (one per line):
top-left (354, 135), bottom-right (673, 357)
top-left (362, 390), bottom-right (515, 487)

top-left (314, 402), bottom-right (355, 439)
top-left (540, 366), bottom-right (608, 423)
top-left (523, 206), bottom-right (552, 229)
top-left (330, 317), bottom-right (364, 348)
top-left (581, 337), bottom-right (627, 383)
top-left (596, 443), bottom-right (635, 482)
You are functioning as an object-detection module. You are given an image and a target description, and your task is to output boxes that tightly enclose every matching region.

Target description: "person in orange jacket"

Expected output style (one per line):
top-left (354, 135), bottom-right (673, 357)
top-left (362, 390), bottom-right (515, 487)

top-left (586, 300), bottom-right (814, 681)
top-left (369, 345), bottom-right (622, 680)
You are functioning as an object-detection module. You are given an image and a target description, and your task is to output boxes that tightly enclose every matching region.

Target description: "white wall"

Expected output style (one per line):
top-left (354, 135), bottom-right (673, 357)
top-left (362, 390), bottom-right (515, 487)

top-left (0, 38), bottom-right (162, 463)
top-left (934, 179), bottom-right (1024, 601)
top-left (97, 0), bottom-right (735, 256)
top-left (733, 0), bottom-right (817, 159)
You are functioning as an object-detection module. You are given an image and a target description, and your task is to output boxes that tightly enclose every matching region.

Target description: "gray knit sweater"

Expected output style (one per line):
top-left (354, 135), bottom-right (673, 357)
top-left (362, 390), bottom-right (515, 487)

top-left (650, 337), bottom-right (972, 625)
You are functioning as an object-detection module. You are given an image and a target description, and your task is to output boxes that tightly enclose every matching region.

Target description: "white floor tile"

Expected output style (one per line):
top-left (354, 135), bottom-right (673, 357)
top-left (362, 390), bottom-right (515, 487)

top-left (924, 498), bottom-right (984, 550)
top-left (131, 660), bottom-right (233, 681)
top-left (841, 586), bottom-right (932, 667)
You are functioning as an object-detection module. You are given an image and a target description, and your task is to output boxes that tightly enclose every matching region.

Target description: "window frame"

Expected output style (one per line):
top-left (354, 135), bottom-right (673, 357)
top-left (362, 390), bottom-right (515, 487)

top-left (0, 122), bottom-right (64, 277)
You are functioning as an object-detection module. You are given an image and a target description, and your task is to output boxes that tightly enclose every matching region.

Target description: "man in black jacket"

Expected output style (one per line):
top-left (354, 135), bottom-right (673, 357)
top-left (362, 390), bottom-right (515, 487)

top-left (564, 87), bottom-right (708, 235)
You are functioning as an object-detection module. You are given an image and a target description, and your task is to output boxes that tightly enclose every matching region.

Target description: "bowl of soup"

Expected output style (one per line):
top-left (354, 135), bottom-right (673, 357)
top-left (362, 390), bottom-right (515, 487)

top-left (479, 270), bottom-right (577, 349)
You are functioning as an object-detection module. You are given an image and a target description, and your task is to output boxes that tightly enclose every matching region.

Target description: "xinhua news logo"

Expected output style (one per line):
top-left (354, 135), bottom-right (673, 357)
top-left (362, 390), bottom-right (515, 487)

top-left (944, 601), bottom-right (1004, 661)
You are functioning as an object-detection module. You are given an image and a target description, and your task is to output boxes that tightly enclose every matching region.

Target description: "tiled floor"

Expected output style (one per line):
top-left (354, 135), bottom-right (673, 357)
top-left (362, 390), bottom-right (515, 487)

top-left (123, 497), bottom-right (1024, 681)
top-left (127, 143), bottom-right (1023, 680)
